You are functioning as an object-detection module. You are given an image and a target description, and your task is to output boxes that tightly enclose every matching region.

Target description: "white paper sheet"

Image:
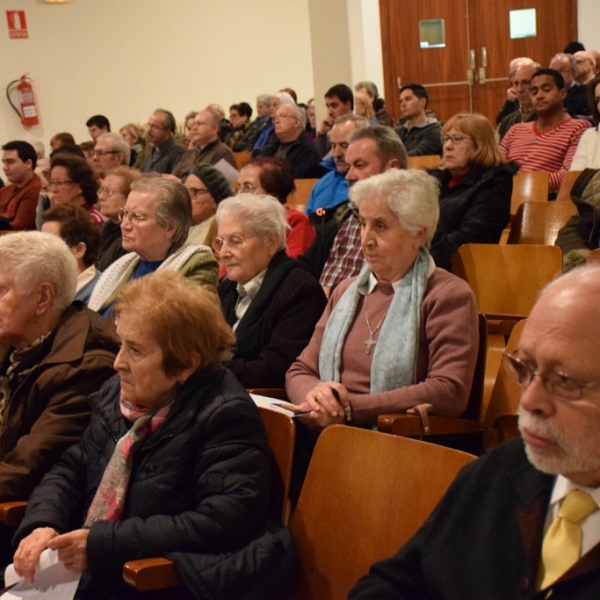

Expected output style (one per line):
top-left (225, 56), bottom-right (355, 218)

top-left (2, 549), bottom-right (80, 600)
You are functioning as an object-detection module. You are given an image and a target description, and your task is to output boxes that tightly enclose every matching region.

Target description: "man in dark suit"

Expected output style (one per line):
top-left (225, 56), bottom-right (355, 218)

top-left (349, 266), bottom-right (600, 600)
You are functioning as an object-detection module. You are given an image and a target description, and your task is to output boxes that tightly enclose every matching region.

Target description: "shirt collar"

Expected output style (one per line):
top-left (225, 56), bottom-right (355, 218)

top-left (236, 269), bottom-right (267, 301)
top-left (550, 474), bottom-right (600, 508)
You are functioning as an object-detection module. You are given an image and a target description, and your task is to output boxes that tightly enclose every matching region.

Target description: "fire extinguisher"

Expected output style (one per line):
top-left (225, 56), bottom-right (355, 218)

top-left (6, 74), bottom-right (39, 127)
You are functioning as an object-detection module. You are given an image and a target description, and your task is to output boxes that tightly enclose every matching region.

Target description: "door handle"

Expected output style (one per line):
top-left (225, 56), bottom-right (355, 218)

top-left (469, 49), bottom-right (476, 70)
top-left (397, 76), bottom-right (402, 90)
top-left (481, 47), bottom-right (487, 68)
top-left (479, 67), bottom-right (486, 84)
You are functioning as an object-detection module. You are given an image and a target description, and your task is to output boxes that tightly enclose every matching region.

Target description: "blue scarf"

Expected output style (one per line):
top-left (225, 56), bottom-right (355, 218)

top-left (318, 249), bottom-right (432, 393)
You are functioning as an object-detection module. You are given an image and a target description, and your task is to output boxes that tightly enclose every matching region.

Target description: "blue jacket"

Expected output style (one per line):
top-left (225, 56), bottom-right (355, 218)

top-left (305, 157), bottom-right (349, 215)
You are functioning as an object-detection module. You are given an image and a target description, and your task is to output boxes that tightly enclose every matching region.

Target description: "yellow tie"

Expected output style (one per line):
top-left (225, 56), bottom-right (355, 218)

top-left (539, 489), bottom-right (598, 589)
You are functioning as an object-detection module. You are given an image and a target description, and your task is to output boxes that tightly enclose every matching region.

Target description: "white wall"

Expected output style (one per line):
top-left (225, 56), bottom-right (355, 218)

top-left (578, 0), bottom-right (600, 52)
top-left (0, 0), bottom-right (315, 148)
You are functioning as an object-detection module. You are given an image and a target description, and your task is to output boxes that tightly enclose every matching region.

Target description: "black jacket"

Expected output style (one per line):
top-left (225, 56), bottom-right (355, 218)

top-left (429, 164), bottom-right (516, 270)
top-left (96, 220), bottom-right (126, 272)
top-left (219, 252), bottom-right (326, 388)
top-left (14, 368), bottom-right (297, 599)
top-left (254, 134), bottom-right (327, 179)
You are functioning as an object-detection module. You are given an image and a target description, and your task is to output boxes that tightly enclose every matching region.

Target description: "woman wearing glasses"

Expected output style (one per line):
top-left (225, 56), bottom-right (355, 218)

top-left (216, 194), bottom-right (326, 388)
top-left (88, 178), bottom-right (218, 316)
top-left (428, 113), bottom-right (516, 270)
top-left (184, 163), bottom-right (234, 248)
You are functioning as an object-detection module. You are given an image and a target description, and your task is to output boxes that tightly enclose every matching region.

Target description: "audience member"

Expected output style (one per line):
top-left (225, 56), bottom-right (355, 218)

top-left (574, 51), bottom-right (597, 85)
top-left (225, 102), bottom-right (253, 149)
top-left (12, 270), bottom-right (296, 599)
top-left (96, 166), bottom-right (141, 272)
top-left (206, 103), bottom-right (232, 142)
top-left (305, 98), bottom-right (317, 143)
top-left (354, 91), bottom-right (377, 123)
top-left (255, 104), bottom-right (325, 179)
top-left (394, 84), bottom-right (442, 156)
top-left (286, 169), bottom-right (478, 431)
top-left (252, 91), bottom-right (296, 152)
top-left (0, 232), bottom-right (117, 512)
top-left (41, 205), bottom-right (102, 304)
top-left (496, 57), bottom-right (535, 124)
top-left (498, 62), bottom-right (540, 141)
top-left (317, 84), bottom-right (354, 157)
top-left (429, 114), bottom-right (516, 270)
top-left (88, 178), bottom-right (218, 315)
top-left (237, 157), bottom-right (315, 257)
top-left (549, 53), bottom-right (590, 117)
top-left (305, 114), bottom-right (370, 215)
top-left (49, 132), bottom-right (75, 151)
top-left (280, 87), bottom-right (298, 103)
top-left (140, 109), bottom-right (187, 175)
top-left (355, 81), bottom-right (393, 127)
top-left (86, 115), bottom-right (110, 140)
top-left (299, 126), bottom-right (407, 294)
top-left (31, 141), bottom-right (49, 189)
top-left (92, 132), bottom-right (131, 176)
top-left (571, 75), bottom-right (600, 170)
top-left (500, 68), bottom-right (591, 190)
top-left (184, 110), bottom-right (198, 145)
top-left (48, 154), bottom-right (106, 226)
top-left (349, 266), bottom-right (600, 599)
top-left (171, 109), bottom-right (236, 179)
top-left (0, 141), bottom-right (41, 230)
top-left (216, 194), bottom-right (326, 388)
top-left (184, 162), bottom-right (233, 247)
top-left (232, 94), bottom-right (272, 151)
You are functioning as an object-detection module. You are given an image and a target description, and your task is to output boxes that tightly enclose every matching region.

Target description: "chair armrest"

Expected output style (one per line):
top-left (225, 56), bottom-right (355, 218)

top-left (377, 414), bottom-right (478, 437)
top-left (123, 557), bottom-right (185, 591)
top-left (246, 388), bottom-right (288, 401)
top-left (492, 413), bottom-right (520, 443)
top-left (0, 501), bottom-right (28, 527)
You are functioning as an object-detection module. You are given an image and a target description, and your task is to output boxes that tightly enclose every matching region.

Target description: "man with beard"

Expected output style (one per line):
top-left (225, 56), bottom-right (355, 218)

top-left (349, 266), bottom-right (600, 600)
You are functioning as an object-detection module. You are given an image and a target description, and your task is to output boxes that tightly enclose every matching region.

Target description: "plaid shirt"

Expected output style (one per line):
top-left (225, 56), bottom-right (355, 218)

top-left (319, 212), bottom-right (364, 289)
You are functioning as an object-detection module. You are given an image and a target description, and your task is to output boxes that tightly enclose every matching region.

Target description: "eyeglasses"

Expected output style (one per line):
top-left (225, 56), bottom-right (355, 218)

top-left (212, 234), bottom-right (249, 252)
top-left (236, 183), bottom-right (258, 194)
top-left (504, 351), bottom-right (600, 400)
top-left (192, 121), bottom-right (211, 128)
top-left (274, 114), bottom-right (297, 121)
top-left (188, 188), bottom-right (211, 199)
top-left (118, 208), bottom-right (148, 226)
top-left (442, 135), bottom-right (471, 145)
top-left (98, 186), bottom-right (124, 197)
top-left (48, 179), bottom-right (75, 188)
top-left (92, 150), bottom-right (119, 157)
top-left (146, 123), bottom-right (166, 131)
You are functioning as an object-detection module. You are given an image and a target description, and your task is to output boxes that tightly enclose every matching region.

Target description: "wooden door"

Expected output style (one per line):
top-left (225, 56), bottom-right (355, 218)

top-left (379, 0), bottom-right (577, 125)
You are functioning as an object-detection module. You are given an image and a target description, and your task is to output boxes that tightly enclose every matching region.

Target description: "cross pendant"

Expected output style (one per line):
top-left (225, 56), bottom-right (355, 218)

top-left (364, 337), bottom-right (377, 355)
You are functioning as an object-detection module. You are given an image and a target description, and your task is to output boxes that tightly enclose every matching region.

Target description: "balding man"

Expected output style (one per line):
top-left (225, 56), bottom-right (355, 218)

top-left (351, 266), bottom-right (600, 599)
top-left (498, 62), bottom-right (540, 141)
top-left (255, 104), bottom-right (324, 179)
top-left (574, 51), bottom-right (597, 85)
top-left (549, 53), bottom-right (590, 117)
top-left (140, 109), bottom-right (187, 175)
top-left (171, 109), bottom-right (236, 179)
top-left (93, 133), bottom-right (130, 176)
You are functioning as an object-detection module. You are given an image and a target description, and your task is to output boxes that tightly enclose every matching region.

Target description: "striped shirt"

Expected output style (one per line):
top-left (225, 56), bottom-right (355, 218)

top-left (500, 118), bottom-right (591, 189)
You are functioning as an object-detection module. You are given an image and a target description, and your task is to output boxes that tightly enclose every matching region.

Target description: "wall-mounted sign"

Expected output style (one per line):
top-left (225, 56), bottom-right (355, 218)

top-left (6, 11), bottom-right (28, 39)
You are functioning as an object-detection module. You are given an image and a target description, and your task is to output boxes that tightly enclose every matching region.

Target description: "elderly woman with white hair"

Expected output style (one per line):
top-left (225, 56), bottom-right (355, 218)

top-left (88, 177), bottom-right (218, 316)
top-left (286, 169), bottom-right (479, 430)
top-left (216, 193), bottom-right (326, 388)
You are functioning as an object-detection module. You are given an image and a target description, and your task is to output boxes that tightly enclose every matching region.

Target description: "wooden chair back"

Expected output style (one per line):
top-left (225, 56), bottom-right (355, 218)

top-left (507, 200), bottom-right (577, 245)
top-left (451, 244), bottom-right (562, 321)
top-left (482, 319), bottom-right (527, 449)
top-left (257, 406), bottom-right (295, 524)
top-left (510, 171), bottom-right (549, 217)
top-left (556, 170), bottom-right (582, 203)
top-left (233, 151), bottom-right (252, 171)
top-left (288, 426), bottom-right (475, 599)
top-left (287, 179), bottom-right (319, 210)
top-left (407, 155), bottom-right (440, 170)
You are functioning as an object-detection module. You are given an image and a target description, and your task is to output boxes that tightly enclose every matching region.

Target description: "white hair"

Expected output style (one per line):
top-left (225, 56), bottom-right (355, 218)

top-left (97, 132), bottom-right (131, 165)
top-left (350, 169), bottom-right (440, 247)
top-left (0, 232), bottom-right (77, 310)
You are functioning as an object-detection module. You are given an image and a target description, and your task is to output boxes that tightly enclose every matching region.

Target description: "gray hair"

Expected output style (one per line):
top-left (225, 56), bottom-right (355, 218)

top-left (0, 231), bottom-right (77, 310)
top-left (279, 104), bottom-right (306, 130)
top-left (130, 178), bottom-right (192, 250)
top-left (333, 114), bottom-right (371, 129)
top-left (349, 169), bottom-right (440, 247)
top-left (201, 108), bottom-right (222, 129)
top-left (97, 132), bottom-right (131, 165)
top-left (272, 92), bottom-right (296, 106)
top-left (216, 193), bottom-right (290, 252)
top-left (355, 81), bottom-right (378, 98)
top-left (550, 53), bottom-right (577, 71)
top-left (257, 94), bottom-right (271, 107)
top-left (153, 109), bottom-right (177, 134)
top-left (347, 125), bottom-right (408, 169)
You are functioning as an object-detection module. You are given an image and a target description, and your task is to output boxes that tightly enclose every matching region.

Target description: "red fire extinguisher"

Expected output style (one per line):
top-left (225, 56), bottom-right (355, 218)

top-left (6, 74), bottom-right (40, 127)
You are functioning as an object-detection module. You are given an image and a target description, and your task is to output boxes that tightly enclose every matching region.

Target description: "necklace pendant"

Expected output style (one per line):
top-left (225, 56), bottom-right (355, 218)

top-left (364, 337), bottom-right (377, 355)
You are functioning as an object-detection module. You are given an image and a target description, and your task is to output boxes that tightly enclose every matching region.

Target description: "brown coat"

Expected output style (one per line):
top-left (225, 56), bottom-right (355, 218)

top-left (0, 302), bottom-right (118, 501)
top-left (0, 174), bottom-right (41, 230)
